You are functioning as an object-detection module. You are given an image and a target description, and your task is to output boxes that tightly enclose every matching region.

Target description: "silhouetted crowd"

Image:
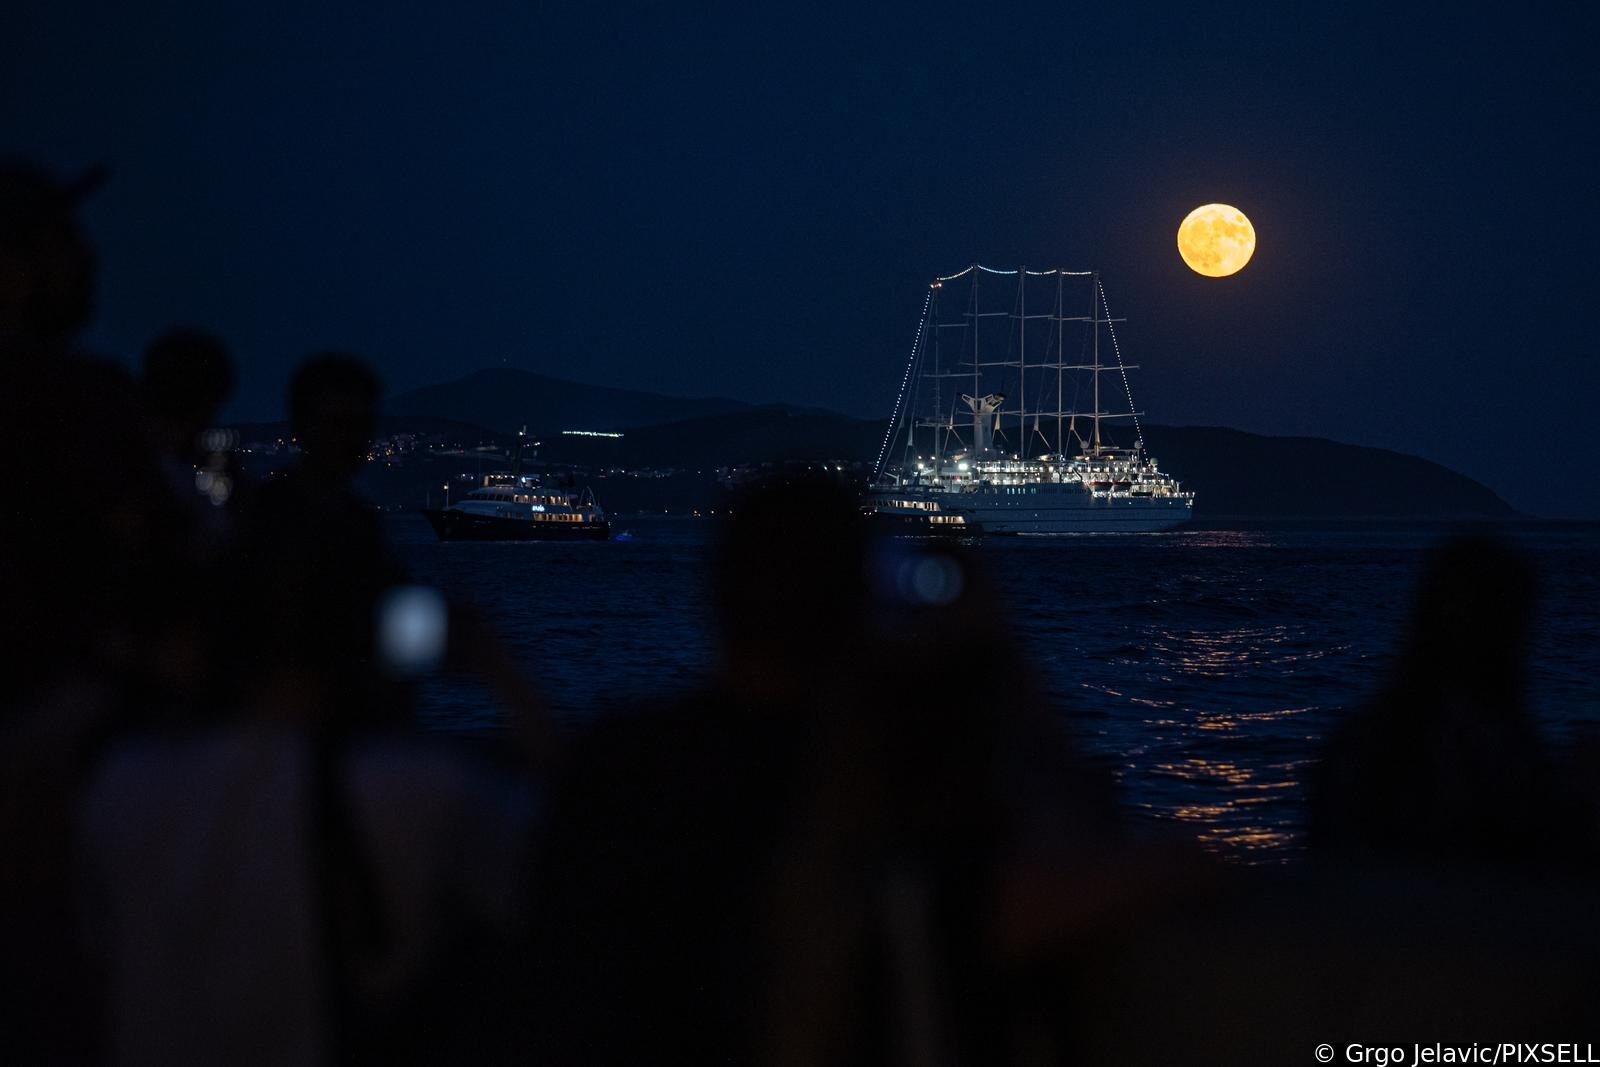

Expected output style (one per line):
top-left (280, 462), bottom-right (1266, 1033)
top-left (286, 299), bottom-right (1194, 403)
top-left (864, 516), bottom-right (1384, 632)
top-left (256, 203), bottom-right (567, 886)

top-left (3, 159), bottom-right (1598, 1065)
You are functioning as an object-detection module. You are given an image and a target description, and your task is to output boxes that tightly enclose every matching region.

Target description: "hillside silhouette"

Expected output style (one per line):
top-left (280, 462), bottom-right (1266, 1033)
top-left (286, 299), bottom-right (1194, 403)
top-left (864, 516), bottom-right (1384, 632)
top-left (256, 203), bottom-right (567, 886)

top-left (388, 368), bottom-right (757, 433)
top-left (1137, 426), bottom-right (1515, 518)
top-left (235, 371), bottom-right (1517, 518)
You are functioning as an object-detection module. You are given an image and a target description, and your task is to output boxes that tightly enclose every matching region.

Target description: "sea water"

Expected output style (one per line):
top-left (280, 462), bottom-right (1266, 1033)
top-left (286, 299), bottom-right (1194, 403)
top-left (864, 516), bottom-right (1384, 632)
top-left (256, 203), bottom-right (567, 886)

top-left (393, 516), bottom-right (1600, 863)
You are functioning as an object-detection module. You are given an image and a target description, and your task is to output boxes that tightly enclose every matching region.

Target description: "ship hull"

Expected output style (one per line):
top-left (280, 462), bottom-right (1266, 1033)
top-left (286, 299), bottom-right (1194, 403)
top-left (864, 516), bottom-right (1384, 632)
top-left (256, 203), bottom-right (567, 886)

top-left (421, 508), bottom-right (611, 542)
top-left (863, 510), bottom-right (984, 539)
top-left (970, 496), bottom-right (1192, 534)
top-left (872, 484), bottom-right (1192, 535)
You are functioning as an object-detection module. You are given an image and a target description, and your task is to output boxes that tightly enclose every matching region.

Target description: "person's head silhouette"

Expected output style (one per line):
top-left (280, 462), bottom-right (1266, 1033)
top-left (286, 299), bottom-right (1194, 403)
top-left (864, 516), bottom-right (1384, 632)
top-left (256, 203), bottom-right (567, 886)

top-left (0, 159), bottom-right (104, 348)
top-left (141, 329), bottom-right (235, 459)
top-left (1401, 534), bottom-right (1536, 717)
top-left (288, 353), bottom-right (380, 483)
top-left (713, 473), bottom-right (869, 701)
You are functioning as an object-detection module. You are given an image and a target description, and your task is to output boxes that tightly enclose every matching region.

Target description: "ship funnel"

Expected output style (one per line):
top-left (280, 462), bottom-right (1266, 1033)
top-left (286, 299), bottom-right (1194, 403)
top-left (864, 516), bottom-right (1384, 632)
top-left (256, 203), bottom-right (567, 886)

top-left (960, 393), bottom-right (1006, 455)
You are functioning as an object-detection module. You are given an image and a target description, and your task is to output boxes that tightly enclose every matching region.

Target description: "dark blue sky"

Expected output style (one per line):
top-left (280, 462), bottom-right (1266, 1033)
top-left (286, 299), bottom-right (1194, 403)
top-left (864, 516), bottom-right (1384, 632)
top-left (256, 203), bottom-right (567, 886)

top-left (5, 2), bottom-right (1596, 513)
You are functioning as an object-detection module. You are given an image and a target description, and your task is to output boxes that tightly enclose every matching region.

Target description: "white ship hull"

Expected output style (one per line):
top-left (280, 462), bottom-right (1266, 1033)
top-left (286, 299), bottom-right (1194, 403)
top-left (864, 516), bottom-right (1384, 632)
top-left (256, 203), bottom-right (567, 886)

top-left (961, 486), bottom-right (1192, 533)
top-left (874, 482), bottom-right (1193, 535)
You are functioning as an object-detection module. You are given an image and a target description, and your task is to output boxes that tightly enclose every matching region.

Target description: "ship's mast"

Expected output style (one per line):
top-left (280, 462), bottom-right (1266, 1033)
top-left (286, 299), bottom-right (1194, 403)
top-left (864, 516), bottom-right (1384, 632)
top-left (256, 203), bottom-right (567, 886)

top-left (1091, 271), bottom-right (1102, 457)
top-left (931, 284), bottom-right (940, 464)
top-left (1056, 271), bottom-right (1064, 458)
top-left (971, 269), bottom-right (980, 412)
top-left (882, 267), bottom-right (1140, 479)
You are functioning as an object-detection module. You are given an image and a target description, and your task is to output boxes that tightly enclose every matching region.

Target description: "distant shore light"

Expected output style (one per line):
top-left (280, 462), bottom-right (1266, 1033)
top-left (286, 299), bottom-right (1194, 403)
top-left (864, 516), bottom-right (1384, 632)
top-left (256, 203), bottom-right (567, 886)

top-left (560, 430), bottom-right (625, 438)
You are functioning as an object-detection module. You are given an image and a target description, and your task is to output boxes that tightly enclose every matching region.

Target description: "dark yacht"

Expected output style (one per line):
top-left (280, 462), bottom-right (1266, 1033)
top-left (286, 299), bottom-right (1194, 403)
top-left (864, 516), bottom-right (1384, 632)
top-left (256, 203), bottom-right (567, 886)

top-left (422, 474), bottom-right (610, 541)
top-left (861, 493), bottom-right (982, 538)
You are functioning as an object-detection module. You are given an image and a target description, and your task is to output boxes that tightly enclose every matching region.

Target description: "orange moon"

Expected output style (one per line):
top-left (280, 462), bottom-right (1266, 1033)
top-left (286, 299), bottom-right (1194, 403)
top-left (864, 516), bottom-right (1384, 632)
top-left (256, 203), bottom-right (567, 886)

top-left (1177, 203), bottom-right (1255, 277)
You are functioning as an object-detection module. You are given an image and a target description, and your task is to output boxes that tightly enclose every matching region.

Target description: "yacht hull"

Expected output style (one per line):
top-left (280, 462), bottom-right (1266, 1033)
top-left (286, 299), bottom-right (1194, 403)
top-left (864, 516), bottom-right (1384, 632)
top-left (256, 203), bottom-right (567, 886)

top-left (421, 508), bottom-right (611, 542)
top-left (863, 511), bottom-right (985, 539)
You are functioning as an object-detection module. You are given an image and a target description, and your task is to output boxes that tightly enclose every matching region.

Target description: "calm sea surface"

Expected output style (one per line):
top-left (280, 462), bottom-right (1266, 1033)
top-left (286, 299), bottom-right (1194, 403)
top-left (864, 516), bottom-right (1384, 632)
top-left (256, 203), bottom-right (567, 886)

top-left (392, 516), bottom-right (1600, 864)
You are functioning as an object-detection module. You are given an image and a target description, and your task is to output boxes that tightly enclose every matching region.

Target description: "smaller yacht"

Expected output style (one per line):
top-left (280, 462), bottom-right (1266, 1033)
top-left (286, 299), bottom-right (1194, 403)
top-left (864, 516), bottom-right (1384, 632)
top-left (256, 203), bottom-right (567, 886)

top-left (861, 493), bottom-right (982, 538)
top-left (423, 473), bottom-right (610, 541)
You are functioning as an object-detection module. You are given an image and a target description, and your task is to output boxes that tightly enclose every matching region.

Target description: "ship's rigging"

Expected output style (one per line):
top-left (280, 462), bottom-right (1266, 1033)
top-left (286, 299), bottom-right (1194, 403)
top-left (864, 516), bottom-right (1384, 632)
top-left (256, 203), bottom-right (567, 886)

top-left (874, 266), bottom-right (1147, 480)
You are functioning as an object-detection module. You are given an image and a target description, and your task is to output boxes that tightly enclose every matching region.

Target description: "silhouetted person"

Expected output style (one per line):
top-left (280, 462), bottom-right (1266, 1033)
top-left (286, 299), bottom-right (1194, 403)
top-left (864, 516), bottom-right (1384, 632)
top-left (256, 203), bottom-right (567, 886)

top-left (529, 476), bottom-right (873, 1063)
top-left (760, 537), bottom-right (1130, 1067)
top-left (77, 353), bottom-right (542, 1065)
top-left (0, 159), bottom-right (99, 353)
top-left (123, 329), bottom-right (245, 715)
top-left (1310, 535), bottom-right (1596, 872)
top-left (531, 476), bottom-right (1121, 1065)
top-left (140, 328), bottom-right (244, 532)
top-left (231, 353), bottom-right (405, 727)
top-left (0, 159), bottom-right (166, 698)
top-left (141, 329), bottom-right (235, 464)
top-left (0, 159), bottom-right (177, 1063)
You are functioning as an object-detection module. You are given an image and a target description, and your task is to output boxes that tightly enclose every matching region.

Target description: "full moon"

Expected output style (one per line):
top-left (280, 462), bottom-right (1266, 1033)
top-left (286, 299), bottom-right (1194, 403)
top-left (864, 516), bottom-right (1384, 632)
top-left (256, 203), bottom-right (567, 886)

top-left (1177, 203), bottom-right (1255, 277)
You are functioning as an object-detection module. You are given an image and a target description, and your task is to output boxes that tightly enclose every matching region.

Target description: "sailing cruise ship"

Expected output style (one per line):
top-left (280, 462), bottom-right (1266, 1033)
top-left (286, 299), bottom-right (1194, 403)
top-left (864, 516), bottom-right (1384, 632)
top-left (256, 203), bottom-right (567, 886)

top-left (868, 266), bottom-right (1194, 534)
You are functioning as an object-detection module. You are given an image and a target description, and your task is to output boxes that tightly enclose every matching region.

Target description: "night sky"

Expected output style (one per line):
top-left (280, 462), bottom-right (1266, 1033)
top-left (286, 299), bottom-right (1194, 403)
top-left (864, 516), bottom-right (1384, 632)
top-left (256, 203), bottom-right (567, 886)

top-left (4, 2), bottom-right (1595, 514)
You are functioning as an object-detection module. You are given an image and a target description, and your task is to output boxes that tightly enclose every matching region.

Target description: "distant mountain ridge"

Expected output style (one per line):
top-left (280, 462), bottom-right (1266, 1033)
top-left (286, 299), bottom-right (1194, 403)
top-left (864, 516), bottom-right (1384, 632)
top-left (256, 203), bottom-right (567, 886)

top-left (1136, 425), bottom-right (1515, 518)
top-left (541, 410), bottom-right (1516, 518)
top-left (357, 369), bottom-right (1516, 518)
top-left (388, 368), bottom-right (759, 433)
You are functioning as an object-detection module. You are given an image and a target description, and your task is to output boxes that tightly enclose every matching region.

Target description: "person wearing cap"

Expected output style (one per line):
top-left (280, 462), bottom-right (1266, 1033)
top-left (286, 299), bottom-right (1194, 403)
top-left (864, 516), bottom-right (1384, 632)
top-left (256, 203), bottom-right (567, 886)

top-left (0, 158), bottom-right (102, 351)
top-left (0, 158), bottom-right (182, 1062)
